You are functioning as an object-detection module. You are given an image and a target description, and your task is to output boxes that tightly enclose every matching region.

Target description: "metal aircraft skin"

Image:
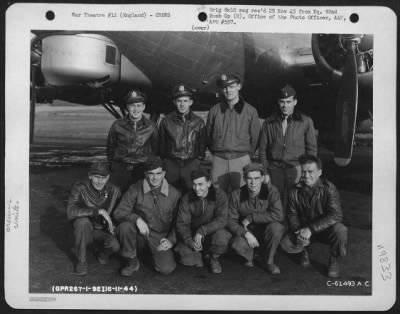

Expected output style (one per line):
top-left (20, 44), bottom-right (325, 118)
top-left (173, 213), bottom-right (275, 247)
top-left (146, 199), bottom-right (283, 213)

top-left (30, 31), bottom-right (373, 165)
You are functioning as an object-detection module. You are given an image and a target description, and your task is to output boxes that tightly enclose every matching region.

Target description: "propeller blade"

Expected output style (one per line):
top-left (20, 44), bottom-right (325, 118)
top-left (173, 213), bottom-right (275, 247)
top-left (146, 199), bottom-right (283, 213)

top-left (334, 40), bottom-right (358, 166)
top-left (30, 67), bottom-right (37, 144)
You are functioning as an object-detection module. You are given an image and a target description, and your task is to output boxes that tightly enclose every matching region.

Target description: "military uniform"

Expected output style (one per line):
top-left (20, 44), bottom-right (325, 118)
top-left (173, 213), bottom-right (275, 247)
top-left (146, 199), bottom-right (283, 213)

top-left (175, 186), bottom-right (230, 266)
top-left (106, 90), bottom-right (158, 192)
top-left (206, 74), bottom-right (260, 193)
top-left (286, 178), bottom-right (348, 258)
top-left (159, 84), bottom-right (206, 192)
top-left (259, 85), bottom-right (317, 208)
top-left (113, 158), bottom-right (181, 275)
top-left (227, 181), bottom-right (284, 267)
top-left (67, 162), bottom-right (121, 274)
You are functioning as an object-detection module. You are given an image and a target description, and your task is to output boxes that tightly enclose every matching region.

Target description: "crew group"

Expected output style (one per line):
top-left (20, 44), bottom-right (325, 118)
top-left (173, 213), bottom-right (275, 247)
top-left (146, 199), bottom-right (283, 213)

top-left (67, 73), bottom-right (348, 279)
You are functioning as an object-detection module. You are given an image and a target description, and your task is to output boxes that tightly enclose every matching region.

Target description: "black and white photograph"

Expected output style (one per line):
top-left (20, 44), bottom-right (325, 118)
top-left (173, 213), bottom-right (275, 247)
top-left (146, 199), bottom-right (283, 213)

top-left (4, 3), bottom-right (396, 311)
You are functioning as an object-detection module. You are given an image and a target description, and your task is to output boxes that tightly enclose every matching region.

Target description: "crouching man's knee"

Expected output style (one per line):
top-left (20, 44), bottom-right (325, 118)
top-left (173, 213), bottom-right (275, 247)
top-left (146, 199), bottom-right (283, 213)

top-left (156, 261), bottom-right (176, 275)
top-left (330, 223), bottom-right (348, 257)
top-left (332, 223), bottom-right (348, 238)
top-left (265, 222), bottom-right (284, 239)
top-left (116, 221), bottom-right (137, 236)
top-left (212, 229), bottom-right (232, 246)
top-left (108, 237), bottom-right (121, 253)
top-left (73, 217), bottom-right (92, 232)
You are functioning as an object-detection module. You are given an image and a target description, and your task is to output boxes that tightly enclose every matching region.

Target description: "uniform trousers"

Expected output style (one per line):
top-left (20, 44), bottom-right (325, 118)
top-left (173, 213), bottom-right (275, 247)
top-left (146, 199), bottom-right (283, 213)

top-left (164, 158), bottom-right (201, 193)
top-left (268, 164), bottom-right (301, 210)
top-left (110, 161), bottom-right (146, 193)
top-left (224, 222), bottom-right (284, 263)
top-left (116, 221), bottom-right (176, 275)
top-left (308, 223), bottom-right (348, 257)
top-left (175, 229), bottom-right (232, 266)
top-left (72, 217), bottom-right (120, 263)
top-left (211, 154), bottom-right (251, 193)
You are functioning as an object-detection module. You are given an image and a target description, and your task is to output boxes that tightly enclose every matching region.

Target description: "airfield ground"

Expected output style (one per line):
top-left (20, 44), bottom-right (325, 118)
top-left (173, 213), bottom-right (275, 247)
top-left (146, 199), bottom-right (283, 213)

top-left (28, 103), bottom-right (372, 296)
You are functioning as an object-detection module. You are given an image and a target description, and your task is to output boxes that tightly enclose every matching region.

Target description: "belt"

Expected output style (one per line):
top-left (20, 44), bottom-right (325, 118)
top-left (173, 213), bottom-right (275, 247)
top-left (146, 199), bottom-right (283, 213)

top-left (168, 157), bottom-right (197, 167)
top-left (270, 161), bottom-right (297, 169)
top-left (112, 161), bottom-right (142, 171)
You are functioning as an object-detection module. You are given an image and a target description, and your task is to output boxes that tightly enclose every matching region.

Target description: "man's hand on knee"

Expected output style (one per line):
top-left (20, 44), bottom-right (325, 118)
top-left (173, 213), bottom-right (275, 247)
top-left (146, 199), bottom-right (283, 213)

top-left (136, 217), bottom-right (150, 237)
top-left (98, 209), bottom-right (115, 235)
top-left (244, 231), bottom-right (259, 248)
top-left (157, 238), bottom-right (173, 251)
top-left (295, 228), bottom-right (311, 246)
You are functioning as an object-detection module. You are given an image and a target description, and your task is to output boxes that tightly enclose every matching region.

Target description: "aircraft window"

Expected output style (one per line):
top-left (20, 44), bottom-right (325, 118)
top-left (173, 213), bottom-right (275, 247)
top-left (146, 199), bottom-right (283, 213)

top-left (105, 46), bottom-right (117, 65)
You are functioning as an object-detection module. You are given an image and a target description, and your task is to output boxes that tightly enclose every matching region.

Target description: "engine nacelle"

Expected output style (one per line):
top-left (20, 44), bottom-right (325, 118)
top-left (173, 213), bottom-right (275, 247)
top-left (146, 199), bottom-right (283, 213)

top-left (40, 33), bottom-right (150, 87)
top-left (311, 34), bottom-right (373, 89)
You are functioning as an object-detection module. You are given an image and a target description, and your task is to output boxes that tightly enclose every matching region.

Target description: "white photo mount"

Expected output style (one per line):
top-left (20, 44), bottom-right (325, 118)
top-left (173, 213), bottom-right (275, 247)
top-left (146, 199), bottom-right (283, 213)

top-left (5, 3), bottom-right (397, 311)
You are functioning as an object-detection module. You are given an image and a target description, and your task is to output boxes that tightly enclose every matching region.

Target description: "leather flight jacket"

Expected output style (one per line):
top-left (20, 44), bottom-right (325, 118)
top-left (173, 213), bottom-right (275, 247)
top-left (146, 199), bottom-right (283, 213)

top-left (287, 178), bottom-right (343, 234)
top-left (66, 180), bottom-right (121, 229)
top-left (107, 116), bottom-right (158, 165)
top-left (159, 111), bottom-right (206, 161)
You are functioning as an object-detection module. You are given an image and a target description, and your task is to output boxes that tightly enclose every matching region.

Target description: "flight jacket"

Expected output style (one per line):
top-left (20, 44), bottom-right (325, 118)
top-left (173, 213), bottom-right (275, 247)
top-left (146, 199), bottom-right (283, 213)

top-left (176, 186), bottom-right (228, 246)
top-left (287, 178), bottom-right (343, 234)
top-left (106, 116), bottom-right (158, 165)
top-left (259, 110), bottom-right (317, 170)
top-left (228, 182), bottom-right (284, 237)
top-left (206, 98), bottom-right (260, 159)
top-left (66, 180), bottom-right (121, 229)
top-left (113, 179), bottom-right (181, 243)
top-left (159, 110), bottom-right (206, 161)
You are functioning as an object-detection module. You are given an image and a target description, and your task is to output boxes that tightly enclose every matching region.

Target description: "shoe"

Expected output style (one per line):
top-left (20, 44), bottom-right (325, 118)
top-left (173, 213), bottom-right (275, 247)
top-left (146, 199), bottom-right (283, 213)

top-left (266, 263), bottom-right (280, 275)
top-left (300, 250), bottom-right (310, 267)
top-left (121, 258), bottom-right (140, 277)
top-left (243, 260), bottom-right (254, 268)
top-left (209, 257), bottom-right (222, 274)
top-left (75, 261), bottom-right (88, 276)
top-left (328, 256), bottom-right (340, 277)
top-left (97, 252), bottom-right (110, 265)
top-left (195, 258), bottom-right (204, 267)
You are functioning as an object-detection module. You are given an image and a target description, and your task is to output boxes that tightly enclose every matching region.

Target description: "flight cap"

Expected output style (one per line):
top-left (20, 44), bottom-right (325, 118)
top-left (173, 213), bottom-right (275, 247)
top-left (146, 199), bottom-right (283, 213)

top-left (243, 163), bottom-right (264, 176)
top-left (280, 233), bottom-right (307, 254)
top-left (172, 84), bottom-right (194, 99)
top-left (216, 73), bottom-right (241, 88)
top-left (144, 156), bottom-right (164, 172)
top-left (190, 168), bottom-right (210, 181)
top-left (124, 89), bottom-right (146, 104)
top-left (88, 161), bottom-right (110, 176)
top-left (278, 84), bottom-right (296, 99)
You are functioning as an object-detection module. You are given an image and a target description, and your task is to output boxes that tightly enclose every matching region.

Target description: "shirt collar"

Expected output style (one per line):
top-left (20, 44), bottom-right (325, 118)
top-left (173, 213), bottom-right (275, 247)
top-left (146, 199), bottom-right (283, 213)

top-left (271, 109), bottom-right (302, 122)
top-left (124, 115), bottom-right (147, 127)
top-left (298, 178), bottom-right (323, 191)
top-left (188, 186), bottom-right (217, 202)
top-left (86, 180), bottom-right (109, 198)
top-left (239, 183), bottom-right (270, 202)
top-left (173, 110), bottom-right (193, 121)
top-left (143, 178), bottom-right (169, 196)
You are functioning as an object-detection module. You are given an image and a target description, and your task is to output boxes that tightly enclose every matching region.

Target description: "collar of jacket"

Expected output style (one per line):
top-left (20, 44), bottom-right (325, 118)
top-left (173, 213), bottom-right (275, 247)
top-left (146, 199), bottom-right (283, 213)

top-left (143, 178), bottom-right (169, 196)
top-left (85, 180), bottom-right (109, 199)
top-left (188, 185), bottom-right (217, 203)
top-left (172, 110), bottom-right (194, 122)
top-left (220, 97), bottom-right (245, 114)
top-left (239, 182), bottom-right (270, 202)
top-left (295, 178), bottom-right (325, 191)
top-left (267, 109), bottom-right (303, 123)
top-left (123, 115), bottom-right (149, 128)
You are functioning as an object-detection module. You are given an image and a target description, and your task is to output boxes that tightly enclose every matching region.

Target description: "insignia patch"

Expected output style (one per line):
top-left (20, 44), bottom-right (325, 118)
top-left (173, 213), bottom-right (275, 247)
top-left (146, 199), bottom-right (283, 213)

top-left (221, 74), bottom-right (227, 80)
top-left (179, 85), bottom-right (185, 91)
